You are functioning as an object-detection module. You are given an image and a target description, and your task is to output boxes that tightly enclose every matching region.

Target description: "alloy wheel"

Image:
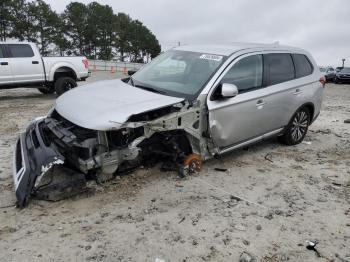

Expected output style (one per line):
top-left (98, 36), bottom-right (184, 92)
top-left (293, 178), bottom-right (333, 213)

top-left (291, 111), bottom-right (309, 141)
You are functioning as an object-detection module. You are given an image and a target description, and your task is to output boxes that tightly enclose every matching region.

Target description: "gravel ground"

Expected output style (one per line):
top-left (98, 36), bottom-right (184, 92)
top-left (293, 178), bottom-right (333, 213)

top-left (0, 72), bottom-right (349, 262)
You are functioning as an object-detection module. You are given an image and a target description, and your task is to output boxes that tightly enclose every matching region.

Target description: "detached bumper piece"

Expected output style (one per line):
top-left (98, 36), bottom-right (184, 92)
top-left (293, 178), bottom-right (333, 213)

top-left (13, 119), bottom-right (86, 207)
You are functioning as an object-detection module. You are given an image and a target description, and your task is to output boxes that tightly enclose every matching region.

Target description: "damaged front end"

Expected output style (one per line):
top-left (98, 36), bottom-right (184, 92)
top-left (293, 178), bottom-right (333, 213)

top-left (13, 115), bottom-right (90, 207)
top-left (13, 99), bottom-right (207, 207)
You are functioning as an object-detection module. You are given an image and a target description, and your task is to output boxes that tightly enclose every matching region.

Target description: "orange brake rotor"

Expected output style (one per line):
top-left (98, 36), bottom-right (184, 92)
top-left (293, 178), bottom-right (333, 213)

top-left (183, 154), bottom-right (202, 174)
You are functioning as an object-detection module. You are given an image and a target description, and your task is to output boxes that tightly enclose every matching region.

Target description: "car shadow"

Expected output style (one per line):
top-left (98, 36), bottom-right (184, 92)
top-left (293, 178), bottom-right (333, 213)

top-left (0, 93), bottom-right (56, 101)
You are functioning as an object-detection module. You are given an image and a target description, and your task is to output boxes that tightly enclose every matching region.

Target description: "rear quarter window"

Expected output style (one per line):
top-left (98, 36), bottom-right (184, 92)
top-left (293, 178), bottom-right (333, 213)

top-left (264, 53), bottom-right (295, 86)
top-left (0, 45), bottom-right (3, 58)
top-left (292, 54), bottom-right (313, 78)
top-left (8, 44), bottom-right (34, 58)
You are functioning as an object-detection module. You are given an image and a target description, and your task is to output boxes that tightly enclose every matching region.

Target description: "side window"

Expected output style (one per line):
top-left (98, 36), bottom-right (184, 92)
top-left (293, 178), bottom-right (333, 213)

top-left (221, 54), bottom-right (263, 92)
top-left (292, 54), bottom-right (313, 78)
top-left (0, 45), bottom-right (3, 58)
top-left (8, 44), bottom-right (34, 58)
top-left (264, 53), bottom-right (295, 86)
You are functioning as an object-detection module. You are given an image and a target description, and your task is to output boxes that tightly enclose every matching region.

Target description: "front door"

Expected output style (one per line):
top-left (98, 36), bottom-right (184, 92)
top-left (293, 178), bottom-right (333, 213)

top-left (0, 44), bottom-right (13, 85)
top-left (207, 54), bottom-right (275, 149)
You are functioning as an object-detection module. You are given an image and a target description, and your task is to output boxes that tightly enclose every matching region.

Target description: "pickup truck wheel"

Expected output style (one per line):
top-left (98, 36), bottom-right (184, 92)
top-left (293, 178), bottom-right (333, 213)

top-left (37, 86), bottom-right (55, 94)
top-left (55, 77), bottom-right (77, 96)
top-left (279, 107), bottom-right (310, 145)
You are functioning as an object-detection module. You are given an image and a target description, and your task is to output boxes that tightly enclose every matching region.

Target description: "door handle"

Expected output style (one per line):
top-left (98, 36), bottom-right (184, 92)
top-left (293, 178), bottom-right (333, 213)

top-left (32, 61), bottom-right (39, 64)
top-left (256, 99), bottom-right (266, 108)
top-left (0, 62), bottom-right (8, 66)
top-left (256, 99), bottom-right (266, 105)
top-left (293, 88), bottom-right (303, 95)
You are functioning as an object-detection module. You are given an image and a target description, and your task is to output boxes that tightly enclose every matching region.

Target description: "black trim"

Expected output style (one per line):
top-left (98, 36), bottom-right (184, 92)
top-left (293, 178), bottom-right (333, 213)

top-left (0, 44), bottom-right (4, 58)
top-left (290, 53), bottom-right (297, 79)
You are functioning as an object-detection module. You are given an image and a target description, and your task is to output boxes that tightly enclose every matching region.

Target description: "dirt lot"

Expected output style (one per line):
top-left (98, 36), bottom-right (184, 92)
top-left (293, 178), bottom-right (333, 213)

top-left (0, 72), bottom-right (349, 262)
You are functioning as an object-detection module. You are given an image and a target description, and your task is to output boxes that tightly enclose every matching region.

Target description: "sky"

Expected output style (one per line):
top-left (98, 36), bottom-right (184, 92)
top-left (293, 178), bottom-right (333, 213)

top-left (46, 0), bottom-right (350, 67)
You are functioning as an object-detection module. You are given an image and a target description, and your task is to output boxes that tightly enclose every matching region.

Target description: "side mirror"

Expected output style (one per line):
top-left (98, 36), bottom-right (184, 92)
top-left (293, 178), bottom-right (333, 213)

top-left (221, 83), bottom-right (238, 98)
top-left (128, 70), bottom-right (137, 76)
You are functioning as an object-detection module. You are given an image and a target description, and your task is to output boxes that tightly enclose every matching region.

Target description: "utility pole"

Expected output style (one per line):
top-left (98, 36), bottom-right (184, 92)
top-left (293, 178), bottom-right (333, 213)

top-left (342, 58), bottom-right (345, 67)
top-left (178, 41), bottom-right (180, 46)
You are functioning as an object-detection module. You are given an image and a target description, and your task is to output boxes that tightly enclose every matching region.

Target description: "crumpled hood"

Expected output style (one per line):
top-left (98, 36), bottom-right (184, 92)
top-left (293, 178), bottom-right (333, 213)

top-left (55, 79), bottom-right (184, 130)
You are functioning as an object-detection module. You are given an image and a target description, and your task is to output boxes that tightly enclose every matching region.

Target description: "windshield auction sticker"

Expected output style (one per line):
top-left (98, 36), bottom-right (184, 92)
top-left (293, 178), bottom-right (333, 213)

top-left (199, 54), bottom-right (223, 61)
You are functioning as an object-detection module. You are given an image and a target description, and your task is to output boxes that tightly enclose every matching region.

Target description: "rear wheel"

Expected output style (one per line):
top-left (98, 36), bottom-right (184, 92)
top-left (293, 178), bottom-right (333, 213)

top-left (279, 107), bottom-right (310, 145)
top-left (55, 77), bottom-right (77, 96)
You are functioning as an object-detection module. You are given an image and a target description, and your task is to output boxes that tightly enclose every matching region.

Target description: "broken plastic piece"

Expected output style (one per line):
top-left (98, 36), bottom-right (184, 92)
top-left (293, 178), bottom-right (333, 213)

top-left (214, 167), bottom-right (227, 172)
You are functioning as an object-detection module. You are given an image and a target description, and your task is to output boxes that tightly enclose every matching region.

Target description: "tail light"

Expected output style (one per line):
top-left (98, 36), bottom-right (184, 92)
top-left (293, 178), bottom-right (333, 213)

top-left (82, 59), bottom-right (89, 69)
top-left (319, 76), bottom-right (326, 87)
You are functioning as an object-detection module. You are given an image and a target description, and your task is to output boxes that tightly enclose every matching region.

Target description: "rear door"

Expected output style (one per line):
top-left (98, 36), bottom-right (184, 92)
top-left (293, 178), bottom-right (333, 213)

top-left (260, 53), bottom-right (298, 129)
top-left (0, 44), bottom-right (13, 84)
top-left (7, 43), bottom-right (45, 83)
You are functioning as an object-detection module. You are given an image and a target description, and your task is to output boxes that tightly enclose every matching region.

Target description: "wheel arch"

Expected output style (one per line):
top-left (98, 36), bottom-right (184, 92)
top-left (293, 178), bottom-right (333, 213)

top-left (300, 102), bottom-right (315, 121)
top-left (281, 102), bottom-right (315, 135)
top-left (47, 62), bottom-right (78, 82)
top-left (53, 66), bottom-right (77, 81)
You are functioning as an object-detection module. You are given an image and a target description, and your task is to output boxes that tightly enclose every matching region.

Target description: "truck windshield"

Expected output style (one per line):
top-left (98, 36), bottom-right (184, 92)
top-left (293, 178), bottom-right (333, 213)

top-left (132, 50), bottom-right (226, 100)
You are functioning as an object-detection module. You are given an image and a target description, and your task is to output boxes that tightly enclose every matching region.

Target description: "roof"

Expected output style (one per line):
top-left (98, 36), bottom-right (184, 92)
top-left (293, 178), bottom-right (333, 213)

top-left (174, 43), bottom-right (305, 56)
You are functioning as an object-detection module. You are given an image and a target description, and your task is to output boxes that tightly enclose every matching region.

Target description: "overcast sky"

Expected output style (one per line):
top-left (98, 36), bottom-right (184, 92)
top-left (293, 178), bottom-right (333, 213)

top-left (46, 0), bottom-right (349, 66)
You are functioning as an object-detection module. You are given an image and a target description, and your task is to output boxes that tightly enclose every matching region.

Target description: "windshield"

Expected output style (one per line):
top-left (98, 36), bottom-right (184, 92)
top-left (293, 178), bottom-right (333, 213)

top-left (340, 67), bottom-right (350, 73)
top-left (131, 50), bottom-right (226, 99)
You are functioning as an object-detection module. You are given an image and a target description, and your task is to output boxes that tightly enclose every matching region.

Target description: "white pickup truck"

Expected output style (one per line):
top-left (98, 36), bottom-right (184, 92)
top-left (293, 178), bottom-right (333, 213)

top-left (0, 42), bottom-right (90, 95)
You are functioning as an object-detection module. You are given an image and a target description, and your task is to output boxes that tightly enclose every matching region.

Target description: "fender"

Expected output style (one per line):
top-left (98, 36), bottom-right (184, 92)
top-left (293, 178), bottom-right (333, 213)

top-left (47, 61), bottom-right (79, 82)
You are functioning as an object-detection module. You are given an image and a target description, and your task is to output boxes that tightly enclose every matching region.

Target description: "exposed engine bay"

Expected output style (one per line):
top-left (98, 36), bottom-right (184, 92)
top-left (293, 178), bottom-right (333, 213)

top-left (13, 99), bottom-right (209, 207)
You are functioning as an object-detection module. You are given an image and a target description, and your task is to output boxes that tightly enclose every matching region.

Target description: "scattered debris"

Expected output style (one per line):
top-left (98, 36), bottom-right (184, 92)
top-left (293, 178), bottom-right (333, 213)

top-left (175, 187), bottom-right (183, 193)
top-left (256, 224), bottom-right (262, 231)
top-left (239, 251), bottom-right (256, 262)
top-left (344, 119), bottom-right (350, 124)
top-left (302, 141), bottom-right (312, 145)
top-left (332, 182), bottom-right (342, 187)
top-left (264, 153), bottom-right (274, 163)
top-left (306, 240), bottom-right (321, 257)
top-left (155, 258), bottom-right (165, 262)
top-left (242, 239), bottom-right (250, 246)
top-left (214, 168), bottom-right (228, 172)
top-left (230, 195), bottom-right (242, 202)
top-left (178, 217), bottom-right (185, 224)
top-left (234, 224), bottom-right (247, 231)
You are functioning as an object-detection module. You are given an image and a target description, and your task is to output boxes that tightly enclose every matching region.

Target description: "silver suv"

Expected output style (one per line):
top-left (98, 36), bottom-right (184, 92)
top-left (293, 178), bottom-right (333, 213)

top-left (13, 43), bottom-right (325, 207)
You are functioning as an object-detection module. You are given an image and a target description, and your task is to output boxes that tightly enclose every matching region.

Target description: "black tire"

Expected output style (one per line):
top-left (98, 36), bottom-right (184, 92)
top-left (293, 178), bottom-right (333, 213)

top-left (37, 86), bottom-right (55, 94)
top-left (279, 107), bottom-right (311, 145)
top-left (55, 77), bottom-right (77, 96)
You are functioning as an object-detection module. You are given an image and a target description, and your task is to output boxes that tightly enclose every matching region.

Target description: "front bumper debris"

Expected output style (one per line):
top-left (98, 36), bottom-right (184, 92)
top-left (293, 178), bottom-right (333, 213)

top-left (12, 119), bottom-right (85, 207)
